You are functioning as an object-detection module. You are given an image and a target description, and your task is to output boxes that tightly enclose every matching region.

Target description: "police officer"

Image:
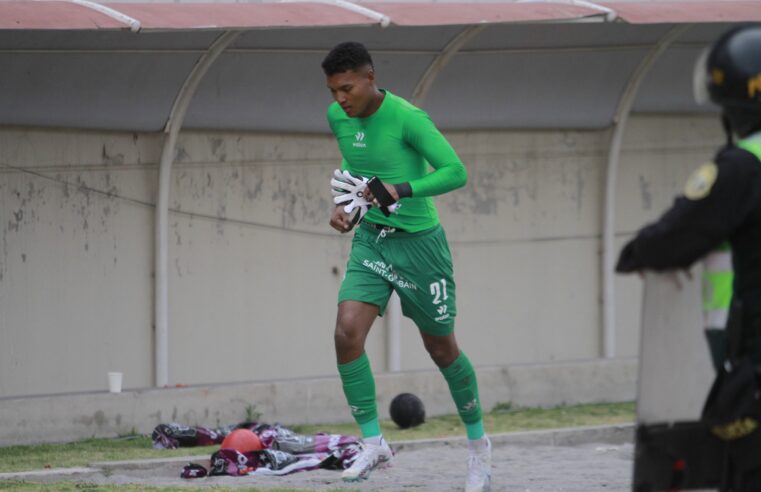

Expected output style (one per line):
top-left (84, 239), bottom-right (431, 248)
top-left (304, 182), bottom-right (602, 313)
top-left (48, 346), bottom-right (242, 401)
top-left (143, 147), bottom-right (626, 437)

top-left (616, 25), bottom-right (761, 491)
top-left (617, 24), bottom-right (761, 359)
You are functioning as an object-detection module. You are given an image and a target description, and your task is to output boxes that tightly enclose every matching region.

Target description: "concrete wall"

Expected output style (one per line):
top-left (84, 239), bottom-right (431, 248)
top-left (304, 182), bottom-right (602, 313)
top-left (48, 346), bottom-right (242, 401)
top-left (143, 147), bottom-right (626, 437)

top-left (0, 115), bottom-right (724, 398)
top-left (0, 357), bottom-right (637, 446)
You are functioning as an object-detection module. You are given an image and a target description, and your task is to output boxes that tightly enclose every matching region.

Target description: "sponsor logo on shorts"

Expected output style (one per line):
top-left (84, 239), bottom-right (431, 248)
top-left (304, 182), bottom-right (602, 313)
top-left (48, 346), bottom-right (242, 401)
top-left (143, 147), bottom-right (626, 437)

top-left (435, 305), bottom-right (450, 321)
top-left (362, 259), bottom-right (417, 290)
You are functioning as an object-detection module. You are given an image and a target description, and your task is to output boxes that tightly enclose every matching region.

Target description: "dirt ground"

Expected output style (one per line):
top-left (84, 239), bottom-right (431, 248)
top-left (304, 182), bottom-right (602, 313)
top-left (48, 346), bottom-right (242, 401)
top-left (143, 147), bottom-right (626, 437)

top-left (21, 440), bottom-right (634, 491)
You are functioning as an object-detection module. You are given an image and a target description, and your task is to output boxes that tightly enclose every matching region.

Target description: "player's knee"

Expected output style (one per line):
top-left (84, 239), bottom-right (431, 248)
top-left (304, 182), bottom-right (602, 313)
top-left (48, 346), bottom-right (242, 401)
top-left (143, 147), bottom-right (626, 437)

top-left (333, 327), bottom-right (353, 352)
top-left (334, 316), bottom-right (363, 352)
top-left (424, 342), bottom-right (458, 368)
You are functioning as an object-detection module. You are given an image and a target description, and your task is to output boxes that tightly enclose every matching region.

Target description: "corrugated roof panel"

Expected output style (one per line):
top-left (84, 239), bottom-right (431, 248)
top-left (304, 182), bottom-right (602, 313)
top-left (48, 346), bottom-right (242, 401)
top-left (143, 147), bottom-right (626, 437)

top-left (110, 2), bottom-right (376, 30)
top-left (373, 2), bottom-right (602, 26)
top-left (0, 1), bottom-right (125, 30)
top-left (601, 1), bottom-right (761, 24)
top-left (1, 2), bottom-right (759, 32)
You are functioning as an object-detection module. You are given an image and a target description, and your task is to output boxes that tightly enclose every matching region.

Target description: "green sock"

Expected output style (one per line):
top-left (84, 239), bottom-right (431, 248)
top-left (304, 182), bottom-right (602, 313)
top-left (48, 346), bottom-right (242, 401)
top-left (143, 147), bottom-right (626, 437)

top-left (338, 352), bottom-right (380, 438)
top-left (359, 419), bottom-right (381, 439)
top-left (440, 351), bottom-right (485, 440)
top-left (465, 421), bottom-right (485, 441)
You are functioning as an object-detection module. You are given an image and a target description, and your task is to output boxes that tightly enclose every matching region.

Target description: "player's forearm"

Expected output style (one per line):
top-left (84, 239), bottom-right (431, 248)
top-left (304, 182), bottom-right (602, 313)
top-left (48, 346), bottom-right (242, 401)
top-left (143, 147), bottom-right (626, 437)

top-left (407, 163), bottom-right (467, 198)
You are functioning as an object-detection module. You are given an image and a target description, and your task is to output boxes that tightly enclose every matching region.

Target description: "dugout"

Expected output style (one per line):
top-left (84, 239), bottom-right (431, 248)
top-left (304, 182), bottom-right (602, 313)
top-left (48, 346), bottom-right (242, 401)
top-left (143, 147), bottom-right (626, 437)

top-left (1, 1), bottom-right (759, 415)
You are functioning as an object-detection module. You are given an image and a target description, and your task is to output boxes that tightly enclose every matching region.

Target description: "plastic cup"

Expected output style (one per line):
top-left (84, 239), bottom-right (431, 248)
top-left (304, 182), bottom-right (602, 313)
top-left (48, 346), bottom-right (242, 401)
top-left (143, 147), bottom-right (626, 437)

top-left (107, 372), bottom-right (123, 393)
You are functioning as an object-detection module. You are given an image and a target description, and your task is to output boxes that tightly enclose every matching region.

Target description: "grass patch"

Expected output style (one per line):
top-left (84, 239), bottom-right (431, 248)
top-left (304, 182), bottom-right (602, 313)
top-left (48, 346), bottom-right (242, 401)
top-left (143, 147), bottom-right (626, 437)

top-left (0, 435), bottom-right (199, 474)
top-left (0, 402), bottom-right (634, 474)
top-left (291, 401), bottom-right (635, 442)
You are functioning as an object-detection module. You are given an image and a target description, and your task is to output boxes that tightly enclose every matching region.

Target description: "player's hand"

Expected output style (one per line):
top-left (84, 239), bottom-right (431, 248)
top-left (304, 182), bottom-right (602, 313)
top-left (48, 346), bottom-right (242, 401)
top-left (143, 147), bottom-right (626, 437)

top-left (364, 182), bottom-right (399, 206)
top-left (662, 269), bottom-right (693, 290)
top-left (331, 169), bottom-right (372, 222)
top-left (330, 205), bottom-right (354, 233)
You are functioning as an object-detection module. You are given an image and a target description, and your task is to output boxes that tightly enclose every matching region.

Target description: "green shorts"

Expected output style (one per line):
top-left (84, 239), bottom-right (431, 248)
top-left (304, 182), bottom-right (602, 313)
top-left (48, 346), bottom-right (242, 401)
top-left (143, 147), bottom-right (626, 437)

top-left (338, 221), bottom-right (457, 336)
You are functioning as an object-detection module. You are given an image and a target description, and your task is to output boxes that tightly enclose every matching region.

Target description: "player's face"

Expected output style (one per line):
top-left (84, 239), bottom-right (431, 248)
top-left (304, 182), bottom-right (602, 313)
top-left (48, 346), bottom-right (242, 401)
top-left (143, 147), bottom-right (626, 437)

top-left (326, 66), bottom-right (376, 118)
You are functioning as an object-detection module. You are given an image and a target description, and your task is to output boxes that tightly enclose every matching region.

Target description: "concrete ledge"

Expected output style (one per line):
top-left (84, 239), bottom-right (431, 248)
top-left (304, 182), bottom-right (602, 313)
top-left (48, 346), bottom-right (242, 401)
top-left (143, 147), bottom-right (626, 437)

top-left (392, 423), bottom-right (635, 452)
top-left (91, 455), bottom-right (211, 471)
top-left (0, 467), bottom-right (99, 480)
top-left (0, 357), bottom-right (637, 446)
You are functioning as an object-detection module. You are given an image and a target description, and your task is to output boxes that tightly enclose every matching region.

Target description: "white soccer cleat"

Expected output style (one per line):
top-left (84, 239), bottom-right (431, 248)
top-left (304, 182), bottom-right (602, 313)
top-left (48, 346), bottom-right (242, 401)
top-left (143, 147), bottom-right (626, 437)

top-left (341, 437), bottom-right (393, 482)
top-left (465, 436), bottom-right (492, 492)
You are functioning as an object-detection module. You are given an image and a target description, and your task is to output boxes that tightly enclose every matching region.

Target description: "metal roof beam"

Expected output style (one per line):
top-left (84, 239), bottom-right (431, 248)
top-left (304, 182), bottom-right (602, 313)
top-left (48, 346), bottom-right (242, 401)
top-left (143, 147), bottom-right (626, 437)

top-left (411, 25), bottom-right (487, 108)
top-left (155, 29), bottom-right (241, 388)
top-left (601, 24), bottom-right (690, 358)
top-left (51, 0), bottom-right (141, 32)
top-left (0, 42), bottom-right (713, 56)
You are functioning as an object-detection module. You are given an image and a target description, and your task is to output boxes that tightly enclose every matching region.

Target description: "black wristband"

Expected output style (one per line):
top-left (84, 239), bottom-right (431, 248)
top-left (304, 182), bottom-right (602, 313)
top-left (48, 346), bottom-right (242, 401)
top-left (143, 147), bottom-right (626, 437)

top-left (367, 176), bottom-right (395, 217)
top-left (393, 182), bottom-right (412, 199)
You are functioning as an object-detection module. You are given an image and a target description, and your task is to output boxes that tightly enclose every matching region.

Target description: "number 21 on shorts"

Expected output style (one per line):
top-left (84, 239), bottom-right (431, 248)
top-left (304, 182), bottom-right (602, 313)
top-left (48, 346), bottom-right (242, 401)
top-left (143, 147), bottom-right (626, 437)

top-left (430, 279), bottom-right (448, 305)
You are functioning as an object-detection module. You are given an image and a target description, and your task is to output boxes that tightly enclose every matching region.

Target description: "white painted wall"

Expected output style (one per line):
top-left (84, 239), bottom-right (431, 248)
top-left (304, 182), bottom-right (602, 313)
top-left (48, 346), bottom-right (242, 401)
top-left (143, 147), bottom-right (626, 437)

top-left (0, 114), bottom-right (724, 397)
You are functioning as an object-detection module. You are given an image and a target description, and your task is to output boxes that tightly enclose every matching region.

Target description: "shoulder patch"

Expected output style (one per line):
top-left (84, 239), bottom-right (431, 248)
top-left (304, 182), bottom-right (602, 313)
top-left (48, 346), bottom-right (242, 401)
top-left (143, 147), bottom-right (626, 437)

top-left (684, 162), bottom-right (718, 200)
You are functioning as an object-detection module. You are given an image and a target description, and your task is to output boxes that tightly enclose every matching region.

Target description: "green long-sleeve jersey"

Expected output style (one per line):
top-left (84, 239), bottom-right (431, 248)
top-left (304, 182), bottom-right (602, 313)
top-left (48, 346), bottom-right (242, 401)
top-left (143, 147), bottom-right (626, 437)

top-left (327, 90), bottom-right (467, 232)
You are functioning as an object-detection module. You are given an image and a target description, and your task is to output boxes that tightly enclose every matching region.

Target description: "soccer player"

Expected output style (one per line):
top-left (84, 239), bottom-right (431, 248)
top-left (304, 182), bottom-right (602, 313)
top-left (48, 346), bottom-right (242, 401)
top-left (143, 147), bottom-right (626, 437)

top-left (322, 42), bottom-right (492, 491)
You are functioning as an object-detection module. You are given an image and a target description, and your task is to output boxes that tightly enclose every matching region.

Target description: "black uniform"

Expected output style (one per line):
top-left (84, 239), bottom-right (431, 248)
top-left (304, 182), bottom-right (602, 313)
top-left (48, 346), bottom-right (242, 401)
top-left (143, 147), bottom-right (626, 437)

top-left (617, 144), bottom-right (761, 361)
top-left (620, 140), bottom-right (761, 491)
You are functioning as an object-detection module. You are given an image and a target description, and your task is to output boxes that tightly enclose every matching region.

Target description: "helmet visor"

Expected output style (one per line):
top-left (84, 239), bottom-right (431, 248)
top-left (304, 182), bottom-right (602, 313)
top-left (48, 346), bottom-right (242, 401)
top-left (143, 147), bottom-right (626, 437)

top-left (693, 47), bottom-right (711, 106)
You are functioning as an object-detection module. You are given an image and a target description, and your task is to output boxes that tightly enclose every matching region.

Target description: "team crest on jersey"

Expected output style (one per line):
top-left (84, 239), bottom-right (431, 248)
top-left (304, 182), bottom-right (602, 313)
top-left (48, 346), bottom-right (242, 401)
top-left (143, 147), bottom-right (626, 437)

top-left (684, 162), bottom-right (718, 200)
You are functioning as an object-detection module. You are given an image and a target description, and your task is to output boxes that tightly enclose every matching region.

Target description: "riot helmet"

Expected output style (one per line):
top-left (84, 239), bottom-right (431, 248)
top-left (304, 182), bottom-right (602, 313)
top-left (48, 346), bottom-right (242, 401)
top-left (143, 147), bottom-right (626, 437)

top-left (694, 25), bottom-right (761, 139)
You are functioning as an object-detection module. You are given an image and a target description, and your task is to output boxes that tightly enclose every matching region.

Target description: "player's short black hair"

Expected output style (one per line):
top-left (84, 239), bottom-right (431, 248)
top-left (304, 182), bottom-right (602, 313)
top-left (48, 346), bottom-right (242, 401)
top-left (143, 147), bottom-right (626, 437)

top-left (321, 42), bottom-right (374, 76)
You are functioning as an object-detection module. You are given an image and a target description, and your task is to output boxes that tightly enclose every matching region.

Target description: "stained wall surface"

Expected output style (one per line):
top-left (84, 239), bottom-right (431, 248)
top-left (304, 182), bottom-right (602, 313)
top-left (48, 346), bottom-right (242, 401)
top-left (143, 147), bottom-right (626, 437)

top-left (0, 115), bottom-right (723, 397)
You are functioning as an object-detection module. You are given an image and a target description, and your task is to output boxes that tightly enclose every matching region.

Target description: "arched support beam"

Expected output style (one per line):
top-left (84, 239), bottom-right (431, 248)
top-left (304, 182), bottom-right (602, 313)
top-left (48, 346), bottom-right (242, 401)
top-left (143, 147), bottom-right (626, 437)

top-left (601, 24), bottom-right (690, 358)
top-left (379, 26), bottom-right (486, 373)
top-left (411, 25), bottom-right (486, 108)
top-left (58, 0), bottom-right (141, 32)
top-left (154, 30), bottom-right (241, 388)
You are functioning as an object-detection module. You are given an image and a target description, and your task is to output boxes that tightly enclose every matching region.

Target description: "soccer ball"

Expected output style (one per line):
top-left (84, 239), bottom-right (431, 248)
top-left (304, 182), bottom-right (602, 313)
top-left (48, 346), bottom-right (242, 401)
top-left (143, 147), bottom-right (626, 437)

top-left (220, 428), bottom-right (263, 452)
top-left (389, 392), bottom-right (425, 429)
